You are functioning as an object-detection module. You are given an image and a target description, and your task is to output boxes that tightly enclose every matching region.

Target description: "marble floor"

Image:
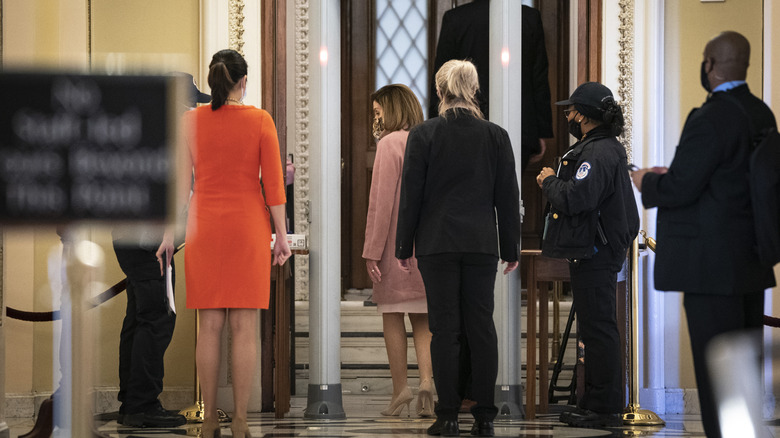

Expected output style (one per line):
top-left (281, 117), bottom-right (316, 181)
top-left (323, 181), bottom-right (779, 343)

top-left (5, 395), bottom-right (779, 437)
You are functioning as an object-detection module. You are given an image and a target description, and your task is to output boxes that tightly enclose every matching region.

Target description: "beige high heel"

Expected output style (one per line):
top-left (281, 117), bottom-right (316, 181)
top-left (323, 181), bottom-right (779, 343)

top-left (381, 386), bottom-right (413, 417)
top-left (230, 417), bottom-right (251, 438)
top-left (416, 379), bottom-right (435, 417)
top-left (201, 417), bottom-right (221, 438)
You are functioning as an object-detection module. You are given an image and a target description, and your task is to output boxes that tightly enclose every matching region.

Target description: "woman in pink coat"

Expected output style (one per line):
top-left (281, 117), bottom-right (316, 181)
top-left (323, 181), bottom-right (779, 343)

top-left (363, 84), bottom-right (434, 417)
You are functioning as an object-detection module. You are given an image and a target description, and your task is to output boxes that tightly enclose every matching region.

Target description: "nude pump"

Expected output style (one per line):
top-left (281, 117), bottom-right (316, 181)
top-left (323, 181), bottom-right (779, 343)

top-left (381, 386), bottom-right (414, 417)
top-left (416, 379), bottom-right (435, 417)
top-left (230, 417), bottom-right (251, 438)
top-left (200, 417), bottom-right (221, 438)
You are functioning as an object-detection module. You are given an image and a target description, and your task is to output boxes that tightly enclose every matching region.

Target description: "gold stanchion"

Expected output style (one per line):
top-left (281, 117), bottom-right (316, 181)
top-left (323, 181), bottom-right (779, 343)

top-left (623, 236), bottom-right (665, 426)
top-left (179, 384), bottom-right (231, 423)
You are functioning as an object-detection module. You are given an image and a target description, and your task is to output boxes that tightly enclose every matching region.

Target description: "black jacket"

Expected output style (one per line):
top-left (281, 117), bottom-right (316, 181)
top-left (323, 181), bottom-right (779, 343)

top-left (395, 109), bottom-right (521, 262)
top-left (428, 2), bottom-right (553, 157)
top-left (641, 84), bottom-right (777, 294)
top-left (541, 126), bottom-right (639, 260)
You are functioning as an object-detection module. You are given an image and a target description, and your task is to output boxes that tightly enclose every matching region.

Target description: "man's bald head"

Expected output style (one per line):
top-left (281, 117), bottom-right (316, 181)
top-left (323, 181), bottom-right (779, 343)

top-left (704, 31), bottom-right (750, 81)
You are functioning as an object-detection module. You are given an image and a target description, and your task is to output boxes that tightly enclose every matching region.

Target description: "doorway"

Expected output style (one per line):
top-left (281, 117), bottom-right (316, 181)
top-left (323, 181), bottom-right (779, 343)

top-left (340, 0), bottom-right (576, 292)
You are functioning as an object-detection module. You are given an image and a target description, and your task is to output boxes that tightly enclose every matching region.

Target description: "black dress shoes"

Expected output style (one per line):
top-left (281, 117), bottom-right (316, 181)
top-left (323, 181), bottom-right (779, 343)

top-left (470, 420), bottom-right (494, 436)
top-left (123, 405), bottom-right (187, 428)
top-left (427, 418), bottom-right (460, 436)
top-left (558, 407), bottom-right (588, 424)
top-left (565, 409), bottom-right (623, 428)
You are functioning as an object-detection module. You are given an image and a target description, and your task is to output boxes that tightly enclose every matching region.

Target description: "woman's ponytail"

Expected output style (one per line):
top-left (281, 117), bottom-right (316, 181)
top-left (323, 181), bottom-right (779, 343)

top-left (207, 49), bottom-right (248, 111)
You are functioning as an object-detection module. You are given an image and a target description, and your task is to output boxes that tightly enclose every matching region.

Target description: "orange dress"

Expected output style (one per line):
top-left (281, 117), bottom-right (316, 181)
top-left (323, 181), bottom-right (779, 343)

top-left (183, 105), bottom-right (286, 309)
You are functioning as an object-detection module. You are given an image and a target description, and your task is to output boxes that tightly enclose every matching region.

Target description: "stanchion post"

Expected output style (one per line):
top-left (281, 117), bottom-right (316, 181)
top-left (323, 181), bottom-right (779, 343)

top-left (623, 237), bottom-right (665, 426)
top-left (62, 230), bottom-right (102, 437)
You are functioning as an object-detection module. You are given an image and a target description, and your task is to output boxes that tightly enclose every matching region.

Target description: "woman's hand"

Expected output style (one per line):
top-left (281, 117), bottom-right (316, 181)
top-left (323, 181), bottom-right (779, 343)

top-left (366, 259), bottom-right (381, 283)
top-left (155, 230), bottom-right (175, 276)
top-left (397, 258), bottom-right (411, 273)
top-left (273, 235), bottom-right (292, 266)
top-left (536, 167), bottom-right (555, 188)
top-left (502, 260), bottom-right (519, 275)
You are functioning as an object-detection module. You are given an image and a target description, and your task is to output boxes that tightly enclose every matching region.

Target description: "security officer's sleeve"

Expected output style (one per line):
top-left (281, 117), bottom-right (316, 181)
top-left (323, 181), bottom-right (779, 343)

top-left (542, 145), bottom-right (616, 215)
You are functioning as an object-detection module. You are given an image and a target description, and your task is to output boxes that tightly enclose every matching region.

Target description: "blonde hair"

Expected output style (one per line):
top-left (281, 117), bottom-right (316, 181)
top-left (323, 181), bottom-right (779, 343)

top-left (371, 84), bottom-right (424, 132)
top-left (435, 59), bottom-right (483, 119)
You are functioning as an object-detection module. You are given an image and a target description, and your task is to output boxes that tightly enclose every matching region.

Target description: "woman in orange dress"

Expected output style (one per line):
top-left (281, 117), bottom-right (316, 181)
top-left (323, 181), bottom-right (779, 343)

top-left (159, 49), bottom-right (290, 438)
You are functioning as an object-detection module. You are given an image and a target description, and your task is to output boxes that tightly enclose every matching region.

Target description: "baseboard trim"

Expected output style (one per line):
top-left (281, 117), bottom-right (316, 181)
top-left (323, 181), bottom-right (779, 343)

top-left (5, 387), bottom-right (195, 418)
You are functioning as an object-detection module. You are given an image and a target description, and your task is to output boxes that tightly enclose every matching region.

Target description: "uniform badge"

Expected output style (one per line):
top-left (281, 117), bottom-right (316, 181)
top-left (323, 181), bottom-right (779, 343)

top-left (575, 162), bottom-right (591, 180)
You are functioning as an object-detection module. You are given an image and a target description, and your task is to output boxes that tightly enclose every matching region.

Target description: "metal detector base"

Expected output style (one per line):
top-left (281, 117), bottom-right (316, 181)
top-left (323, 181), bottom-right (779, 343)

top-left (304, 384), bottom-right (346, 420)
top-left (494, 384), bottom-right (525, 421)
top-left (179, 402), bottom-right (231, 423)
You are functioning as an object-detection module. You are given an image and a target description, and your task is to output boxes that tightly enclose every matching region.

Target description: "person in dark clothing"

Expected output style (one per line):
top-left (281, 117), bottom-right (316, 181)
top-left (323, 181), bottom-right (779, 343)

top-left (113, 73), bottom-right (210, 428)
top-left (397, 59), bottom-right (521, 437)
top-left (631, 31), bottom-right (777, 438)
top-left (428, 1), bottom-right (554, 414)
top-left (428, 0), bottom-right (553, 171)
top-left (537, 81), bottom-right (639, 428)
top-left (113, 239), bottom-right (182, 427)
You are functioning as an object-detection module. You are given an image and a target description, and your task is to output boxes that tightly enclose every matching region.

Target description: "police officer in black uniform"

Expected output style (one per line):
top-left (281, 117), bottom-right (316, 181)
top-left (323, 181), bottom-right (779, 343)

top-left (536, 82), bottom-right (639, 428)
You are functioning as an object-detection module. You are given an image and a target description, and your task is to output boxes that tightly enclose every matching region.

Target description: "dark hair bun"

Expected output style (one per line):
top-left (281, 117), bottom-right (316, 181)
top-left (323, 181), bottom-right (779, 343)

top-left (601, 96), bottom-right (617, 123)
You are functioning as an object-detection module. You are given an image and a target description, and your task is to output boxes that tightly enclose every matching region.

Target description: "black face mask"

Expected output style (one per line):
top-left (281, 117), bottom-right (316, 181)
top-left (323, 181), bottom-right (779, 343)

top-left (568, 118), bottom-right (584, 140)
top-left (700, 60), bottom-right (712, 92)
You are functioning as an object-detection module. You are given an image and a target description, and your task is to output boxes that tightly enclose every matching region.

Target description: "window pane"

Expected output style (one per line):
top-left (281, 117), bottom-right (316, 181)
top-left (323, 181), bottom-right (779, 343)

top-left (376, 0), bottom-right (428, 111)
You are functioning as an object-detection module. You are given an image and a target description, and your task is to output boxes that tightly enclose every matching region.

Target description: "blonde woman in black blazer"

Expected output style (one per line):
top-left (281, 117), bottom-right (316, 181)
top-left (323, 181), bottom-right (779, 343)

top-left (396, 60), bottom-right (521, 437)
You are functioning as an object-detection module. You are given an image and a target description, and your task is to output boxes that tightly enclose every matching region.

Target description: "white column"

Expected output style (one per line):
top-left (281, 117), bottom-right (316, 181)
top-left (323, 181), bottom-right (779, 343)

top-left (489, 0), bottom-right (524, 420)
top-left (619, 0), bottom-right (667, 413)
top-left (303, 0), bottom-right (345, 420)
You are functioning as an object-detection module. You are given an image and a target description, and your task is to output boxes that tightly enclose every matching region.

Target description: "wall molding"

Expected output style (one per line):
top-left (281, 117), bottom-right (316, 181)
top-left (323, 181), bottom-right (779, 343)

top-left (293, 0), bottom-right (310, 300)
top-left (617, 0), bottom-right (634, 162)
top-left (229, 0), bottom-right (245, 55)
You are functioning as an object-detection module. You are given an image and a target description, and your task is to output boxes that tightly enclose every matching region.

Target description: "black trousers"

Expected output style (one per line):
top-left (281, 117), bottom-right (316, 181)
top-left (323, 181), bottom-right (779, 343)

top-left (417, 253), bottom-right (499, 422)
top-left (113, 243), bottom-right (176, 415)
top-left (569, 262), bottom-right (623, 414)
top-left (683, 291), bottom-right (764, 438)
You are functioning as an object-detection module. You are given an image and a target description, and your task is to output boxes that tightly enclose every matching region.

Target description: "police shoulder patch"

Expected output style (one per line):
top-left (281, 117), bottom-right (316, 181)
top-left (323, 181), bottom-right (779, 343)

top-left (575, 162), bottom-right (591, 180)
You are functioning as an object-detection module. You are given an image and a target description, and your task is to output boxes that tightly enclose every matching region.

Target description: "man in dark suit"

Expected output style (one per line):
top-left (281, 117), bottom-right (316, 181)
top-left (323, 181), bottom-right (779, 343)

top-left (428, 0), bottom-right (553, 171)
top-left (632, 31), bottom-right (777, 438)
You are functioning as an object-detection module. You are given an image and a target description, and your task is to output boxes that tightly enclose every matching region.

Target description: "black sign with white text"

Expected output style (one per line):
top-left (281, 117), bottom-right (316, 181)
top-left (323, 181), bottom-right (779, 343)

top-left (0, 72), bottom-right (174, 223)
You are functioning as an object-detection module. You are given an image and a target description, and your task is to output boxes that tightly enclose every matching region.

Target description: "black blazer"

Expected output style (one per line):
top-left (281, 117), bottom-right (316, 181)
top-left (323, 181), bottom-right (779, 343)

top-left (395, 109), bottom-right (521, 262)
top-left (428, 2), bottom-right (553, 156)
top-left (641, 84), bottom-right (777, 294)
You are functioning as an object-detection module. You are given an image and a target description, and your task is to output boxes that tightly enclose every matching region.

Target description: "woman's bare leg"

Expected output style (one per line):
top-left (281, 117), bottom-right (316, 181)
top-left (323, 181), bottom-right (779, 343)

top-left (228, 308), bottom-right (258, 419)
top-left (196, 309), bottom-right (227, 421)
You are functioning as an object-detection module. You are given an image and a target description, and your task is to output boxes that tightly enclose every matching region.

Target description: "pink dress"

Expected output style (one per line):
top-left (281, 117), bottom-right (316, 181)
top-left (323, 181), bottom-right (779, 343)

top-left (362, 130), bottom-right (427, 314)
